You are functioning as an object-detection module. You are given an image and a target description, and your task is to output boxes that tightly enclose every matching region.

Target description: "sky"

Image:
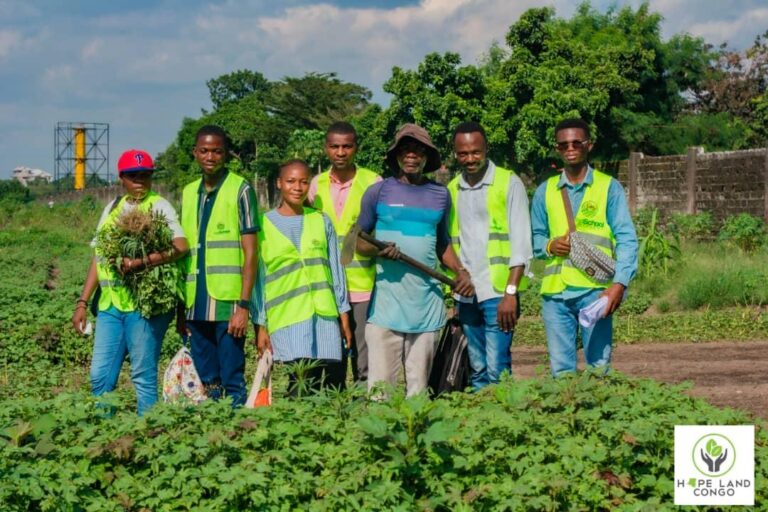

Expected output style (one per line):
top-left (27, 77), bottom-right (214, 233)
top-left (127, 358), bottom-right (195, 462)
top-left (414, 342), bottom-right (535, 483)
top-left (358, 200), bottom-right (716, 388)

top-left (1, 0), bottom-right (767, 179)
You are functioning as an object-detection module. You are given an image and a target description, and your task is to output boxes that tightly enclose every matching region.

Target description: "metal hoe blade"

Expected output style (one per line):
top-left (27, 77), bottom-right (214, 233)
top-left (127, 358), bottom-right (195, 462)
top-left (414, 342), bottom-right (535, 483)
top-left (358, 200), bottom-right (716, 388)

top-left (340, 224), bottom-right (361, 266)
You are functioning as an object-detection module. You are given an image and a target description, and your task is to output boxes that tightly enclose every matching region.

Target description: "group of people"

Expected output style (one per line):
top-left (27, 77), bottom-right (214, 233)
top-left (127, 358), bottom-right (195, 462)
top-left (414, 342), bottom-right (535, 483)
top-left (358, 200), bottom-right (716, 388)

top-left (72, 117), bottom-right (637, 415)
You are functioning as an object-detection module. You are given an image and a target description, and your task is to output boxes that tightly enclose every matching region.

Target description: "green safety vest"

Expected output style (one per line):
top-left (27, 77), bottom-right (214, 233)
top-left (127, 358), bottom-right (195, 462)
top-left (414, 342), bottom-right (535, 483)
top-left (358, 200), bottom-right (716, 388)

top-left (447, 166), bottom-right (529, 294)
top-left (181, 172), bottom-right (245, 307)
top-left (95, 192), bottom-right (161, 312)
top-left (313, 168), bottom-right (379, 294)
top-left (259, 208), bottom-right (338, 332)
top-left (540, 170), bottom-right (615, 295)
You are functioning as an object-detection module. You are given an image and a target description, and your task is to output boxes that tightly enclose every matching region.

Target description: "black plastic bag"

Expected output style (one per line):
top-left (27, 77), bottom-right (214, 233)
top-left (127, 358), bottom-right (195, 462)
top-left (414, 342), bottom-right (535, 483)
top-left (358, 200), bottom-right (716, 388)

top-left (428, 318), bottom-right (469, 397)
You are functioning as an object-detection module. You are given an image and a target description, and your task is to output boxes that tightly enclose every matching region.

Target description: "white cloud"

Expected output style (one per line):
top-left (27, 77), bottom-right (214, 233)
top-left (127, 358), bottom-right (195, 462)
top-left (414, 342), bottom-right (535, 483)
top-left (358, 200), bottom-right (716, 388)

top-left (80, 39), bottom-right (102, 61)
top-left (0, 29), bottom-right (21, 58)
top-left (687, 7), bottom-right (768, 48)
top-left (1, 0), bottom-right (764, 178)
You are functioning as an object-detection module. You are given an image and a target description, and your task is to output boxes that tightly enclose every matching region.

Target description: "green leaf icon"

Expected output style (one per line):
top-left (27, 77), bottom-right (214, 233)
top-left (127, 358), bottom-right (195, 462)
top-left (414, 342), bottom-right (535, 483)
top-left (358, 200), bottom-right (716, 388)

top-left (706, 439), bottom-right (722, 457)
top-left (688, 478), bottom-right (697, 488)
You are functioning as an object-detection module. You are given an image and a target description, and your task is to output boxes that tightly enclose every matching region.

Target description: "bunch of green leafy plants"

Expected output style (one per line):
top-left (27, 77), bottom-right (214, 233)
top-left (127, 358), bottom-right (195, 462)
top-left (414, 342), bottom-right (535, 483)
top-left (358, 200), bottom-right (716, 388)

top-left (1, 372), bottom-right (766, 510)
top-left (96, 208), bottom-right (181, 317)
top-left (637, 208), bottom-right (680, 279)
top-left (718, 213), bottom-right (767, 253)
top-left (667, 211), bottom-right (714, 241)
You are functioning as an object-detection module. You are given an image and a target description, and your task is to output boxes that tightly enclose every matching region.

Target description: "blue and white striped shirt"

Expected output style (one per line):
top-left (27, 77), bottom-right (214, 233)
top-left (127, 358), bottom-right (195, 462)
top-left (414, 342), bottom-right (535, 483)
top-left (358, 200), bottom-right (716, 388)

top-left (251, 209), bottom-right (351, 362)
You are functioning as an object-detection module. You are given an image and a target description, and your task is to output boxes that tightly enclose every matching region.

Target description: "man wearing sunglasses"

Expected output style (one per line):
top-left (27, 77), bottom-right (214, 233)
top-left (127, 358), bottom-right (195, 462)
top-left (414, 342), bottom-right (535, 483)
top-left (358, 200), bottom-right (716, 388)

top-left (530, 118), bottom-right (637, 376)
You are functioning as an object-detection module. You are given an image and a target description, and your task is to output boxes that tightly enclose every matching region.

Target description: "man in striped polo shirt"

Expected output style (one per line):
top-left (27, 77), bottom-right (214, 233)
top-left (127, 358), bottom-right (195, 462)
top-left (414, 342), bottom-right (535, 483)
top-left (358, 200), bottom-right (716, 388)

top-left (180, 125), bottom-right (259, 406)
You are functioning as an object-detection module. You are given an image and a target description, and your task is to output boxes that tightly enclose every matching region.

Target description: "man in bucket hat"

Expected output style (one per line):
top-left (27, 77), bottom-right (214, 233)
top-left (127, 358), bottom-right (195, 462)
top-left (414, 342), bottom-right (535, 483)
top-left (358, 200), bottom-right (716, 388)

top-left (356, 123), bottom-right (474, 397)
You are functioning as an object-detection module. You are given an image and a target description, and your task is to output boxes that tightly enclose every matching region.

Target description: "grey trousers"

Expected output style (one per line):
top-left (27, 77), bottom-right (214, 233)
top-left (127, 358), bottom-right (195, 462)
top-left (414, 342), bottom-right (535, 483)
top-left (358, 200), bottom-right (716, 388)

top-left (349, 301), bottom-right (370, 383)
top-left (366, 323), bottom-right (439, 397)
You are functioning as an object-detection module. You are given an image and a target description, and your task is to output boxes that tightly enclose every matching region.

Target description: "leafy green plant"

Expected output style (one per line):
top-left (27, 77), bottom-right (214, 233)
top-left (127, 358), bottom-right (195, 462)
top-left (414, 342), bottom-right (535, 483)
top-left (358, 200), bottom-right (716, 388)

top-left (620, 291), bottom-right (652, 315)
top-left (2, 372), bottom-right (766, 510)
top-left (637, 208), bottom-right (680, 278)
top-left (96, 208), bottom-right (181, 317)
top-left (718, 213), bottom-right (767, 252)
top-left (668, 211), bottom-right (714, 241)
top-left (631, 205), bottom-right (660, 238)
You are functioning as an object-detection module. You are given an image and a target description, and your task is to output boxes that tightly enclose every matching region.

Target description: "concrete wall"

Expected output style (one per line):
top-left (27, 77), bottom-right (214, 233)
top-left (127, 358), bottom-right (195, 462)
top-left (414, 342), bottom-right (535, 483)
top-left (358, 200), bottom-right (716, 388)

top-left (618, 147), bottom-right (768, 221)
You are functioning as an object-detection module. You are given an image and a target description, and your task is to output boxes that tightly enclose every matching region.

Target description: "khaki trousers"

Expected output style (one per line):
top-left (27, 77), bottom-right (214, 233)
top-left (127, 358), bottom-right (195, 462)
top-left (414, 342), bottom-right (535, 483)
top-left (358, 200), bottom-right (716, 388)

top-left (365, 323), bottom-right (439, 397)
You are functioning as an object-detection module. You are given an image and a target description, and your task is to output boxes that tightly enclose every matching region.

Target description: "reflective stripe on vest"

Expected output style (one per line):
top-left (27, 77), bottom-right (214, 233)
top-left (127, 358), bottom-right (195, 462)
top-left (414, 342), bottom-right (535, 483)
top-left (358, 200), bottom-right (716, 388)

top-left (181, 172), bottom-right (246, 307)
top-left (258, 208), bottom-right (338, 332)
top-left (95, 192), bottom-right (161, 312)
top-left (447, 166), bottom-right (529, 293)
top-left (540, 170), bottom-right (615, 295)
top-left (313, 167), bottom-right (379, 293)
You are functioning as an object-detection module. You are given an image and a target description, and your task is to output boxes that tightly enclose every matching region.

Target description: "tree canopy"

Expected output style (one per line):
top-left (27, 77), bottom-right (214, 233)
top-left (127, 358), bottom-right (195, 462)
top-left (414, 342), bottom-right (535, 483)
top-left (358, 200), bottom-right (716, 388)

top-left (157, 1), bottom-right (764, 188)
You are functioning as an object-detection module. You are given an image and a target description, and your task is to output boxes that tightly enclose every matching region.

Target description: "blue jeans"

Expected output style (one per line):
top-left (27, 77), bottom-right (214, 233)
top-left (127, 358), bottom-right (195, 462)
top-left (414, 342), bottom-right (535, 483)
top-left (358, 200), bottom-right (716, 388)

top-left (541, 288), bottom-right (612, 376)
top-left (458, 296), bottom-right (513, 390)
top-left (188, 321), bottom-right (246, 406)
top-left (90, 307), bottom-right (172, 416)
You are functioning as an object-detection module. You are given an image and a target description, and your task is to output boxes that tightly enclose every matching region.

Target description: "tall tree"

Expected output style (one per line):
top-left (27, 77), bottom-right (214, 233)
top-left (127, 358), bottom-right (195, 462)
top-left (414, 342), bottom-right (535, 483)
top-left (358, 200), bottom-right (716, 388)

top-left (206, 69), bottom-right (271, 110)
top-left (382, 52), bottom-right (486, 166)
top-left (266, 72), bottom-right (371, 130)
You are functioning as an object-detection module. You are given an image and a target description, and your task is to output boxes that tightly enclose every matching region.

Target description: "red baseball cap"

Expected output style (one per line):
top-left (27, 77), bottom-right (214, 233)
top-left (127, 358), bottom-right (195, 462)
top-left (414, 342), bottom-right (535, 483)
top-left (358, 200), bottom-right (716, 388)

top-left (117, 149), bottom-right (155, 175)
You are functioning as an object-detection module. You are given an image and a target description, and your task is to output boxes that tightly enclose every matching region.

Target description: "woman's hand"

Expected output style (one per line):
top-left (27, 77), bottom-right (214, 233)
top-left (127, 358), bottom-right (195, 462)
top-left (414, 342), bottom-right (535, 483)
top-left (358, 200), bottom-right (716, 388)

top-left (72, 304), bottom-right (88, 334)
top-left (256, 325), bottom-right (272, 356)
top-left (340, 312), bottom-right (353, 350)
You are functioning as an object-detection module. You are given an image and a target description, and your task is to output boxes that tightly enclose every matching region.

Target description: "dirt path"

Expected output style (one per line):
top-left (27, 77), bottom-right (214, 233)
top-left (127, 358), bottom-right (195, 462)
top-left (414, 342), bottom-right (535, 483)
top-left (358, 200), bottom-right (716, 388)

top-left (513, 340), bottom-right (768, 420)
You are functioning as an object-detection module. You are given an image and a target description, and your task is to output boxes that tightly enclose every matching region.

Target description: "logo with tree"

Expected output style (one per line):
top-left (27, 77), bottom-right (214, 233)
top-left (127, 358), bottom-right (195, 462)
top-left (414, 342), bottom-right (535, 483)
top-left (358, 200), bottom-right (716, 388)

top-left (692, 433), bottom-right (736, 477)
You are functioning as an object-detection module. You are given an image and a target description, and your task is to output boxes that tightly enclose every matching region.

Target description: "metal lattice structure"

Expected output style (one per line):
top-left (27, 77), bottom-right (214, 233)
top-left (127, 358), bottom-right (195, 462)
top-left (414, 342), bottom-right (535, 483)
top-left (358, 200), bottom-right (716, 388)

top-left (54, 122), bottom-right (110, 188)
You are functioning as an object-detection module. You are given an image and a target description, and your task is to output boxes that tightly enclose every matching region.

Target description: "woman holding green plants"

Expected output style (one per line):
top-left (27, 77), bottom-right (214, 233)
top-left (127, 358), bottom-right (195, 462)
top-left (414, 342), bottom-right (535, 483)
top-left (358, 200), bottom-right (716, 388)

top-left (71, 149), bottom-right (189, 415)
top-left (252, 159), bottom-right (353, 396)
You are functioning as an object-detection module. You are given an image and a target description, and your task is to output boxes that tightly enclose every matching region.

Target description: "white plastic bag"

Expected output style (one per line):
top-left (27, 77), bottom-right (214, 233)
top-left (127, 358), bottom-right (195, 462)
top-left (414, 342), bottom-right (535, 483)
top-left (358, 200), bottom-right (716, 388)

top-left (162, 346), bottom-right (207, 404)
top-left (245, 351), bottom-right (273, 408)
top-left (578, 296), bottom-right (609, 329)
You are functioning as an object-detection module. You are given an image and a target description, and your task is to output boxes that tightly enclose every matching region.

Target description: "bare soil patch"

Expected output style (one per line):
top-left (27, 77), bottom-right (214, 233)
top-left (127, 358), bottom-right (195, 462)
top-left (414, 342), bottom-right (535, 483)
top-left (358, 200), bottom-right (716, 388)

top-left (514, 340), bottom-right (768, 421)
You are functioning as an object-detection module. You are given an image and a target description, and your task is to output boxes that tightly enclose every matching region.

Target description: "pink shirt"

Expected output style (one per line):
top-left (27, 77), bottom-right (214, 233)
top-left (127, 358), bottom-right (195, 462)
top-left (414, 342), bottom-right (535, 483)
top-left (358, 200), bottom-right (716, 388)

top-left (309, 170), bottom-right (382, 304)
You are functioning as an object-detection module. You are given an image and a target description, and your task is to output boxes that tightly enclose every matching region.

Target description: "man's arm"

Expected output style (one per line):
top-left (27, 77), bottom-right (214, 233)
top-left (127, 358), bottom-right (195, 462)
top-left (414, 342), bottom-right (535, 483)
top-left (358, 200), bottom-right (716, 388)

top-left (498, 175), bottom-right (532, 332)
top-left (600, 179), bottom-right (639, 315)
top-left (229, 182), bottom-right (260, 338)
top-left (72, 257), bottom-right (99, 334)
top-left (355, 181), bottom-right (400, 258)
top-left (531, 182), bottom-right (552, 259)
top-left (437, 192), bottom-right (474, 297)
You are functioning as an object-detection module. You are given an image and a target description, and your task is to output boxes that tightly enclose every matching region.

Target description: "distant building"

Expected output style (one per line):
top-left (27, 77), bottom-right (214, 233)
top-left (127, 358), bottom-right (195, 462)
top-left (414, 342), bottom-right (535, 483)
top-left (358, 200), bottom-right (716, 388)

top-left (12, 166), bottom-right (53, 186)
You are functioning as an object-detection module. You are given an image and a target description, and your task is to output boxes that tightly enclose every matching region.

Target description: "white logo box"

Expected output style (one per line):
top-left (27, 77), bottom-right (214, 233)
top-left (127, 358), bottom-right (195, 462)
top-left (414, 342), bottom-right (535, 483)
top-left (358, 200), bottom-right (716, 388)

top-left (674, 425), bottom-right (754, 506)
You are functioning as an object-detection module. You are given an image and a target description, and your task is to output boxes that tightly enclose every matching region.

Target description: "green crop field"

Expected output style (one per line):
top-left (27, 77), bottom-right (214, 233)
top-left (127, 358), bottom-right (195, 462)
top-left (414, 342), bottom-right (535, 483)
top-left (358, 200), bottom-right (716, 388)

top-left (1, 198), bottom-right (767, 510)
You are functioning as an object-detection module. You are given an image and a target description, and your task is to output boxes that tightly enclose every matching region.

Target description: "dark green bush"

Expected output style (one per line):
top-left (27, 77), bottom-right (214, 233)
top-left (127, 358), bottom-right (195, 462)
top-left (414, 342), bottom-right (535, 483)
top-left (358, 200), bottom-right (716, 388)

top-left (667, 211), bottom-right (714, 241)
top-left (621, 291), bottom-right (652, 315)
top-left (1, 373), bottom-right (766, 510)
top-left (718, 213), bottom-right (766, 252)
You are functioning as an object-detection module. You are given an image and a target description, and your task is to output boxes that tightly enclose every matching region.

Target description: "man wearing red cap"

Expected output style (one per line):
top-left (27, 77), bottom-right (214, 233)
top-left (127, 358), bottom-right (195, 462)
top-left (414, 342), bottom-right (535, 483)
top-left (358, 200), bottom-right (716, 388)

top-left (72, 149), bottom-right (189, 415)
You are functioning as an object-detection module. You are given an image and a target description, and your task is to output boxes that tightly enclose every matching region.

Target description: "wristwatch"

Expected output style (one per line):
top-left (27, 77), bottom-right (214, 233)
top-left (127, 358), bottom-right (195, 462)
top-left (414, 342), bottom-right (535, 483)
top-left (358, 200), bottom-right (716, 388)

top-left (237, 299), bottom-right (250, 309)
top-left (504, 284), bottom-right (517, 296)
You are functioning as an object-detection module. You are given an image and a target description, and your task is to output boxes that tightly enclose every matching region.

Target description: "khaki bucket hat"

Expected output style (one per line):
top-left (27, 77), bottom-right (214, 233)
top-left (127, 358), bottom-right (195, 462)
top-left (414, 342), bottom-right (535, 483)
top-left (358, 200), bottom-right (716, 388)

top-left (385, 123), bottom-right (442, 173)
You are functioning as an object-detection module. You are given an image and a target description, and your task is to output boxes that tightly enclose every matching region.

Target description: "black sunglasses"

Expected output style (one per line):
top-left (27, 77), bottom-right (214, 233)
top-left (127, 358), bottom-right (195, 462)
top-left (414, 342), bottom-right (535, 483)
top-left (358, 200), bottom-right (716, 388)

top-left (555, 140), bottom-right (590, 151)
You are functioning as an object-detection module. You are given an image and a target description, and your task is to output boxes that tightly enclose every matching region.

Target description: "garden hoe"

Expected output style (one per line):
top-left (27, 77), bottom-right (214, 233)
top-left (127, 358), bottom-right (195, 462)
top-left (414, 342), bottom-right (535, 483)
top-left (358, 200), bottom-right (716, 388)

top-left (341, 224), bottom-right (456, 288)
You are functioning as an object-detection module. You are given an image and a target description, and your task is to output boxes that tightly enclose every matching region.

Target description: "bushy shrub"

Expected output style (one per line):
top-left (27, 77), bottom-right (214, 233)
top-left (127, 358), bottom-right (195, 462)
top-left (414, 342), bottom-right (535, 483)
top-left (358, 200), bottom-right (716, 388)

top-left (677, 261), bottom-right (768, 309)
top-left (718, 213), bottom-right (766, 252)
top-left (637, 208), bottom-right (680, 278)
top-left (620, 291), bottom-right (652, 315)
top-left (667, 211), bottom-right (714, 241)
top-left (632, 205), bottom-right (660, 238)
top-left (2, 373), bottom-right (766, 510)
